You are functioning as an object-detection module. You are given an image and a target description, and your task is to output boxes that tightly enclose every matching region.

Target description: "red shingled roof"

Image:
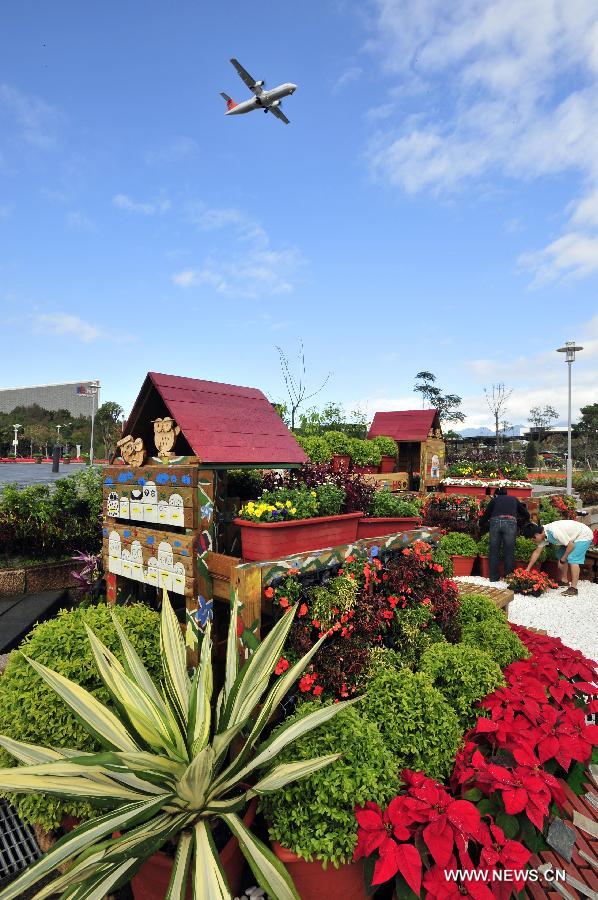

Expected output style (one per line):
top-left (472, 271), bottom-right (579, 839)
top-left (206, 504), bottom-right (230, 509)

top-left (368, 409), bottom-right (440, 443)
top-left (123, 372), bottom-right (307, 466)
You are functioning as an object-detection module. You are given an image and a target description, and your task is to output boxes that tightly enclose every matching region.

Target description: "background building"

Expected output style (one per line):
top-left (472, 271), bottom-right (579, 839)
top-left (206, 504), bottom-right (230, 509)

top-left (0, 381), bottom-right (100, 417)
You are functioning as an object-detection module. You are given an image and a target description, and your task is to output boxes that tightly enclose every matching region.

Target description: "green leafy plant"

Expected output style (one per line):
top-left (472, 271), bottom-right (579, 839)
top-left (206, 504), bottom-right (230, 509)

top-left (0, 593), bottom-right (354, 900)
top-left (313, 482), bottom-right (345, 516)
top-left (308, 575), bottom-right (357, 630)
top-left (362, 668), bottom-right (463, 781)
top-left (371, 436), bottom-right (398, 458)
top-left (389, 604), bottom-right (446, 669)
top-left (322, 430), bottom-right (351, 457)
top-left (456, 592), bottom-right (507, 630)
top-left (348, 439), bottom-right (382, 468)
top-left (420, 643), bottom-right (505, 727)
top-left (260, 702), bottom-right (399, 867)
top-left (368, 491), bottom-right (421, 518)
top-left (438, 531), bottom-right (478, 557)
top-left (478, 532), bottom-right (544, 561)
top-left (296, 435), bottom-right (331, 464)
top-left (460, 619), bottom-right (529, 668)
top-left (0, 603), bottom-right (162, 831)
top-left (430, 542), bottom-right (454, 578)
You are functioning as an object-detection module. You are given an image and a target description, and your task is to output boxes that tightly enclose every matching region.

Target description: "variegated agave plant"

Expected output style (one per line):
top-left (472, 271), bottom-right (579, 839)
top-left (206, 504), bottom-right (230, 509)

top-left (0, 592), bottom-right (352, 900)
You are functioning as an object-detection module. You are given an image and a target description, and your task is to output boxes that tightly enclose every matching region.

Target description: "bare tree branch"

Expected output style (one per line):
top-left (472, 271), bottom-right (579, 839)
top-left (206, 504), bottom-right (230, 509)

top-left (276, 341), bottom-right (332, 430)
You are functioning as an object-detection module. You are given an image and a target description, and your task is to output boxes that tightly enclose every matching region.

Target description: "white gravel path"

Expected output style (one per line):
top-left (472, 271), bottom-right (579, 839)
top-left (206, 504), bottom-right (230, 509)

top-left (454, 575), bottom-right (598, 663)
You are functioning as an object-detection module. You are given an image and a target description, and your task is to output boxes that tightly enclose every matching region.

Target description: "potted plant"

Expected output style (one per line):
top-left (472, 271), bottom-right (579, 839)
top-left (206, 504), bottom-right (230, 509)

top-left (438, 531), bottom-right (478, 576)
top-left (0, 592), bottom-right (354, 900)
top-left (349, 438), bottom-right (382, 474)
top-left (260, 701), bottom-right (400, 900)
top-left (477, 534), bottom-right (545, 579)
top-left (506, 567), bottom-right (557, 596)
top-left (323, 431), bottom-right (352, 472)
top-left (357, 491), bottom-right (422, 539)
top-left (370, 436), bottom-right (398, 473)
top-left (296, 435), bottom-right (332, 465)
top-left (235, 485), bottom-right (362, 561)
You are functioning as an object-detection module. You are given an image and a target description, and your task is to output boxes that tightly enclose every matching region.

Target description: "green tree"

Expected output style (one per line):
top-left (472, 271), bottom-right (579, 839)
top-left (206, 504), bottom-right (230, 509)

top-left (525, 440), bottom-right (538, 468)
top-left (95, 401), bottom-right (124, 459)
top-left (414, 371), bottom-right (465, 425)
top-left (574, 403), bottom-right (598, 467)
top-left (528, 405), bottom-right (559, 442)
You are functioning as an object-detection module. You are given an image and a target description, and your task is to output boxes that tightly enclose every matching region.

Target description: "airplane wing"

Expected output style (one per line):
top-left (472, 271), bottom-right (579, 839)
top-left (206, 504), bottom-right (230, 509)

top-left (268, 105), bottom-right (290, 125)
top-left (230, 58), bottom-right (262, 95)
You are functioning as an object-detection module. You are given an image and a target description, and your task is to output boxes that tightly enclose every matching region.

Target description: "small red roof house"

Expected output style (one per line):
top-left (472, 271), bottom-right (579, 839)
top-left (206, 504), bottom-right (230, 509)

top-left (368, 409), bottom-right (441, 443)
top-left (123, 371), bottom-right (307, 467)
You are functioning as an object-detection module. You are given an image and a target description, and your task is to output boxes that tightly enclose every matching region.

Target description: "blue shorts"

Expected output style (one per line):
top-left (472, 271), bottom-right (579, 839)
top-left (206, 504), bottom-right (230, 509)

top-left (555, 540), bottom-right (592, 564)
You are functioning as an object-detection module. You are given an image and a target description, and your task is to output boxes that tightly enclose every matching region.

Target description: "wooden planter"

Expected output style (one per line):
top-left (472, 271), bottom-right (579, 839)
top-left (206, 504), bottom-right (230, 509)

top-left (379, 455), bottom-right (396, 473)
top-left (271, 841), bottom-right (367, 900)
top-left (450, 555), bottom-right (476, 576)
top-left (357, 516), bottom-right (422, 539)
top-left (234, 512), bottom-right (363, 562)
top-left (331, 454), bottom-right (351, 472)
top-left (131, 799), bottom-right (257, 899)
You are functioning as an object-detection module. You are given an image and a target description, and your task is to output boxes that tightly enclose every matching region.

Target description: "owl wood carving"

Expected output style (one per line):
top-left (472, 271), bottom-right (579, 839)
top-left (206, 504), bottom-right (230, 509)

top-left (153, 417), bottom-right (181, 458)
top-left (117, 435), bottom-right (146, 467)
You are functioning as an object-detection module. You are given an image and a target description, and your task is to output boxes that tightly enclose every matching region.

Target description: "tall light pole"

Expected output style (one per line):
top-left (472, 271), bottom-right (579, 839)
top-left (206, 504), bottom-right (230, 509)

top-left (88, 381), bottom-right (100, 466)
top-left (12, 424), bottom-right (22, 458)
top-left (556, 341), bottom-right (583, 496)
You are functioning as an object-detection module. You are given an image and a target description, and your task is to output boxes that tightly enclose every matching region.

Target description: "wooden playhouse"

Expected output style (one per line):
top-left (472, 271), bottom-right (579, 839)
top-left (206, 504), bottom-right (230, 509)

top-left (102, 373), bottom-right (440, 662)
top-left (368, 409), bottom-right (446, 490)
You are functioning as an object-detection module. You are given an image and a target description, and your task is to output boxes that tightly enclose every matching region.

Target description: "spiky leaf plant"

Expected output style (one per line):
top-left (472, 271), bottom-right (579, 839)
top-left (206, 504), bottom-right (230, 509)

top-left (0, 591), bottom-right (353, 900)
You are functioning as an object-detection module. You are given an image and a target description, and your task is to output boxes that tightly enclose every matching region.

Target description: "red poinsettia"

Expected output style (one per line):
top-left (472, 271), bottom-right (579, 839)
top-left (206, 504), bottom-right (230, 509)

top-left (354, 800), bottom-right (421, 893)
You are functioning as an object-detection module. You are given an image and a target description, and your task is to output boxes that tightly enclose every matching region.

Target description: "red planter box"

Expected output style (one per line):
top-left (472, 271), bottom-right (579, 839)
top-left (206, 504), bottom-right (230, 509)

top-left (450, 555), bottom-right (476, 576)
top-left (331, 454), bottom-right (351, 472)
top-left (444, 484), bottom-right (489, 498)
top-left (353, 465), bottom-right (379, 475)
top-left (506, 487), bottom-right (532, 499)
top-left (357, 516), bottom-right (422, 539)
top-left (271, 841), bottom-right (367, 900)
top-left (234, 512), bottom-right (363, 561)
top-left (379, 455), bottom-right (396, 473)
top-left (478, 557), bottom-right (540, 579)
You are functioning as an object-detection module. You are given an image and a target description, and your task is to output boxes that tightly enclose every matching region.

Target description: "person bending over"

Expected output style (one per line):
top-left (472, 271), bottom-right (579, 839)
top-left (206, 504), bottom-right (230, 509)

top-left (479, 487), bottom-right (530, 582)
top-left (524, 519), bottom-right (593, 596)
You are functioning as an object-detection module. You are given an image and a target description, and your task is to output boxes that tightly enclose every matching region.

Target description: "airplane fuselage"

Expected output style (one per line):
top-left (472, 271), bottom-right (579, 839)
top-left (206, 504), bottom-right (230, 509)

top-left (226, 83), bottom-right (297, 115)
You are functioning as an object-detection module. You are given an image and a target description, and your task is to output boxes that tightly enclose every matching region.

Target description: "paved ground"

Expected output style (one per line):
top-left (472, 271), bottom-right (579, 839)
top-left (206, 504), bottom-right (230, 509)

top-left (0, 463), bottom-right (88, 487)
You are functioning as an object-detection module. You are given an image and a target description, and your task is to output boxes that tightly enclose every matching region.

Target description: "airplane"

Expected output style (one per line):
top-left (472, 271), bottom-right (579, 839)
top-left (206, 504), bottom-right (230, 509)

top-left (220, 58), bottom-right (297, 125)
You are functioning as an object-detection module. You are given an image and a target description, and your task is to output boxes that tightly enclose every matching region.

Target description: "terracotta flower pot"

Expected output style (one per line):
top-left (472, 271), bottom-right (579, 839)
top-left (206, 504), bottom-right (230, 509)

top-left (543, 559), bottom-right (562, 580)
top-left (331, 454), bottom-right (351, 473)
top-left (450, 555), bottom-right (476, 576)
top-left (478, 557), bottom-right (540, 579)
top-left (234, 512), bottom-right (363, 562)
top-left (379, 455), bottom-right (396, 473)
top-left (357, 516), bottom-right (422, 539)
top-left (271, 840), bottom-right (367, 900)
top-left (131, 798), bottom-right (258, 900)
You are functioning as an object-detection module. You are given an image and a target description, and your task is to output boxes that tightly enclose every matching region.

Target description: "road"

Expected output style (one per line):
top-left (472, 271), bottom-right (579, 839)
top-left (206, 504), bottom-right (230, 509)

top-left (0, 463), bottom-right (89, 487)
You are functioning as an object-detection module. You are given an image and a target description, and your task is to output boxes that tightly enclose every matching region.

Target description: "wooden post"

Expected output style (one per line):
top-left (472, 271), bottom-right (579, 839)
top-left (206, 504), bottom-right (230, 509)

top-left (230, 565), bottom-right (262, 665)
top-left (186, 470), bottom-right (216, 666)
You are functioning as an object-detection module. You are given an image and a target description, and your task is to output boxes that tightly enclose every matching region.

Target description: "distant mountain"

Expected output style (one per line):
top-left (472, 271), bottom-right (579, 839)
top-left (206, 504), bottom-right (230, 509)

top-left (457, 424), bottom-right (527, 438)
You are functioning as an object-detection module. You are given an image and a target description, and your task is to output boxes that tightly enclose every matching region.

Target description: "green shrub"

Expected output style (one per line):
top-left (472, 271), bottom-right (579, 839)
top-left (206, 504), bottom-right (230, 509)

top-left (0, 603), bottom-right (161, 830)
top-left (420, 643), bottom-right (505, 727)
top-left (314, 482), bottom-right (345, 516)
top-left (461, 620), bottom-right (529, 668)
top-left (349, 439), bottom-right (382, 467)
top-left (369, 491), bottom-right (421, 518)
top-left (227, 469), bottom-right (263, 501)
top-left (456, 592), bottom-right (506, 629)
top-left (367, 646), bottom-right (407, 676)
top-left (362, 668), bottom-right (463, 781)
top-left (431, 542), bottom-right (454, 578)
top-left (371, 435), bottom-right (398, 457)
top-left (439, 532), bottom-right (478, 556)
top-left (308, 575), bottom-right (357, 630)
top-left (323, 430), bottom-right (351, 457)
top-left (390, 605), bottom-right (447, 669)
top-left (260, 703), bottom-right (399, 866)
top-left (296, 435), bottom-right (331, 463)
top-left (477, 532), bottom-right (544, 561)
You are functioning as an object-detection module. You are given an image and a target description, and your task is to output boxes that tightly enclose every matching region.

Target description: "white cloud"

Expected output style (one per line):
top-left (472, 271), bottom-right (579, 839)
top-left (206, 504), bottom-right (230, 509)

top-left (112, 193), bottom-right (170, 215)
top-left (332, 66), bottom-right (363, 94)
top-left (32, 313), bottom-right (103, 343)
top-left (365, 0), bottom-right (598, 280)
top-left (0, 83), bottom-right (62, 149)
top-left (66, 211), bottom-right (95, 231)
top-left (172, 206), bottom-right (303, 297)
top-left (145, 136), bottom-right (199, 166)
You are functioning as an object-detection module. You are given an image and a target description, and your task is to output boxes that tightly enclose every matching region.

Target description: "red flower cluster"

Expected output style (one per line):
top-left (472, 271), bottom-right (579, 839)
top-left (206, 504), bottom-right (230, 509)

top-left (355, 770), bottom-right (530, 899)
top-left (505, 568), bottom-right (557, 596)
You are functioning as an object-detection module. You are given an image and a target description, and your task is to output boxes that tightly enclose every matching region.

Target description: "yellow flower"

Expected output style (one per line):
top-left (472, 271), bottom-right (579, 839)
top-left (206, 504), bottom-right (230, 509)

top-left (311, 491), bottom-right (316, 497)
top-left (291, 507), bottom-right (297, 514)
top-left (286, 500), bottom-right (292, 508)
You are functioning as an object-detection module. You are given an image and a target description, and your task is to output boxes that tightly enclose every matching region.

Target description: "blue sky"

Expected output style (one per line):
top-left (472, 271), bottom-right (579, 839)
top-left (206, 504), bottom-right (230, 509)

top-left (1, 0), bottom-right (597, 429)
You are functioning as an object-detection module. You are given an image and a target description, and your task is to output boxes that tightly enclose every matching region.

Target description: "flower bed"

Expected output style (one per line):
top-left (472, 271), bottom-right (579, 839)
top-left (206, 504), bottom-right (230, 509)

top-left (442, 477), bottom-right (533, 499)
top-left (422, 493), bottom-right (486, 532)
top-left (447, 460), bottom-right (528, 480)
top-left (506, 567), bottom-right (558, 595)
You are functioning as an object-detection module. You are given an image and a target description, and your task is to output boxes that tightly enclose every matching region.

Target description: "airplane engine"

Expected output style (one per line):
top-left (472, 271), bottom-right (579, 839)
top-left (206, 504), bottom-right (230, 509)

top-left (269, 99), bottom-right (281, 107)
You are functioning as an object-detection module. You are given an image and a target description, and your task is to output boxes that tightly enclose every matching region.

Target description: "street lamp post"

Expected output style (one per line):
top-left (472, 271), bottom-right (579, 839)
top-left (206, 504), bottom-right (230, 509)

top-left (88, 381), bottom-right (100, 466)
top-left (12, 424), bottom-right (22, 458)
top-left (556, 341), bottom-right (583, 496)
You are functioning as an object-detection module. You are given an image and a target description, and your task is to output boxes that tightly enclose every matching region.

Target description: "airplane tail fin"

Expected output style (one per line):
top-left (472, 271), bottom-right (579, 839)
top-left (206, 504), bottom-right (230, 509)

top-left (220, 92), bottom-right (237, 111)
